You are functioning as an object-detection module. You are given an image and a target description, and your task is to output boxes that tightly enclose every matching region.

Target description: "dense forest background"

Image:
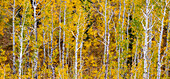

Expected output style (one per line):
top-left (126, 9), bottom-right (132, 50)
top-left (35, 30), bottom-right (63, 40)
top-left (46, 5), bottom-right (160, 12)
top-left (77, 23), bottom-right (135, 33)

top-left (0, 0), bottom-right (169, 79)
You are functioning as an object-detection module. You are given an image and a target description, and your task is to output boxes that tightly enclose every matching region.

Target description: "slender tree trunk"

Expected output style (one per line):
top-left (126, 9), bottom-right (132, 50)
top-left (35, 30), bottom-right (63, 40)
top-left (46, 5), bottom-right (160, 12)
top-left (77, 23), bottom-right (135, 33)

top-left (103, 0), bottom-right (108, 66)
top-left (18, 5), bottom-right (27, 78)
top-left (118, 45), bottom-right (120, 79)
top-left (143, 0), bottom-right (149, 78)
top-left (33, 0), bottom-right (38, 78)
top-left (50, 7), bottom-right (55, 79)
top-left (75, 12), bottom-right (81, 79)
top-left (105, 18), bottom-right (110, 79)
top-left (58, 3), bottom-right (62, 78)
top-left (42, 13), bottom-right (46, 78)
top-left (12, 0), bottom-right (16, 75)
top-left (59, 2), bottom-right (61, 65)
top-left (62, 1), bottom-right (66, 69)
top-left (19, 20), bottom-right (23, 79)
top-left (79, 20), bottom-right (85, 79)
top-left (79, 40), bottom-right (83, 79)
top-left (157, 3), bottom-right (167, 79)
top-left (148, 13), bottom-right (152, 79)
top-left (47, 25), bottom-right (50, 78)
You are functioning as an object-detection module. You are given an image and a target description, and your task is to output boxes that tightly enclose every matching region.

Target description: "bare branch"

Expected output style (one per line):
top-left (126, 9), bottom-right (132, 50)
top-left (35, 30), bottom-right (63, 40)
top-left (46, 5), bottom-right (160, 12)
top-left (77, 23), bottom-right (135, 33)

top-left (71, 31), bottom-right (76, 38)
top-left (141, 19), bottom-right (146, 30)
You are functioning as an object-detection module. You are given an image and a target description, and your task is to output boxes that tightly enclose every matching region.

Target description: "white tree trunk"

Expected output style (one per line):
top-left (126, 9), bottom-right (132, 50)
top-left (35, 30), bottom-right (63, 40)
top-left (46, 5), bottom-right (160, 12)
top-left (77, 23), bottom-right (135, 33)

top-left (103, 0), bottom-right (107, 66)
top-left (19, 5), bottom-right (27, 78)
top-left (157, 2), bottom-right (167, 79)
top-left (75, 12), bottom-right (81, 79)
top-left (143, 0), bottom-right (149, 78)
top-left (51, 7), bottom-right (55, 79)
top-left (62, 1), bottom-right (66, 69)
top-left (42, 15), bottom-right (46, 65)
top-left (12, 0), bottom-right (16, 75)
top-left (33, 0), bottom-right (38, 78)
top-left (59, 3), bottom-right (61, 65)
top-left (104, 0), bottom-right (107, 79)
top-left (19, 20), bottom-right (23, 79)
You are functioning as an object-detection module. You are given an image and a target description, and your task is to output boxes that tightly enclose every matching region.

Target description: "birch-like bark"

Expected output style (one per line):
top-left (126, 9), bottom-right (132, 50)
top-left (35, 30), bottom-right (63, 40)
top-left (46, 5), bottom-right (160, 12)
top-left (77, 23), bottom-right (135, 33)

top-left (143, 0), bottom-right (149, 78)
top-left (19, 4), bottom-right (27, 78)
top-left (105, 17), bottom-right (110, 79)
top-left (103, 0), bottom-right (107, 66)
top-left (12, 0), bottom-right (16, 75)
top-left (79, 20), bottom-right (85, 79)
top-left (62, 1), bottom-right (66, 69)
top-left (58, 3), bottom-right (61, 77)
top-left (104, 0), bottom-right (107, 78)
top-left (43, 14), bottom-right (46, 65)
top-left (118, 45), bottom-right (120, 79)
top-left (79, 40), bottom-right (83, 79)
top-left (75, 12), bottom-right (81, 79)
top-left (51, 7), bottom-right (55, 79)
top-left (59, 2), bottom-right (61, 65)
top-left (148, 13), bottom-right (152, 78)
top-left (19, 18), bottom-right (23, 79)
top-left (157, 2), bottom-right (167, 79)
top-left (32, 0), bottom-right (38, 78)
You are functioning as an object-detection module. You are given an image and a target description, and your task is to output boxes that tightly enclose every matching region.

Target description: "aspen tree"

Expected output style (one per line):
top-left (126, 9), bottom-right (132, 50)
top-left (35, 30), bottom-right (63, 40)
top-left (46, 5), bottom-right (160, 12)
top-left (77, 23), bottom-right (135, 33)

top-left (62, 1), bottom-right (66, 69)
top-left (75, 10), bottom-right (81, 79)
top-left (18, 12), bottom-right (23, 79)
top-left (157, 1), bottom-right (168, 79)
top-left (103, 0), bottom-right (107, 66)
top-left (42, 13), bottom-right (45, 65)
top-left (105, 2), bottom-right (113, 79)
top-left (141, 1), bottom-right (154, 78)
top-left (19, 2), bottom-right (28, 78)
top-left (58, 1), bottom-right (62, 78)
top-left (32, 0), bottom-right (38, 78)
top-left (148, 13), bottom-right (153, 78)
top-left (59, 0), bottom-right (62, 65)
top-left (142, 0), bottom-right (149, 78)
top-left (12, 0), bottom-right (16, 75)
top-left (50, 6), bottom-right (55, 79)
